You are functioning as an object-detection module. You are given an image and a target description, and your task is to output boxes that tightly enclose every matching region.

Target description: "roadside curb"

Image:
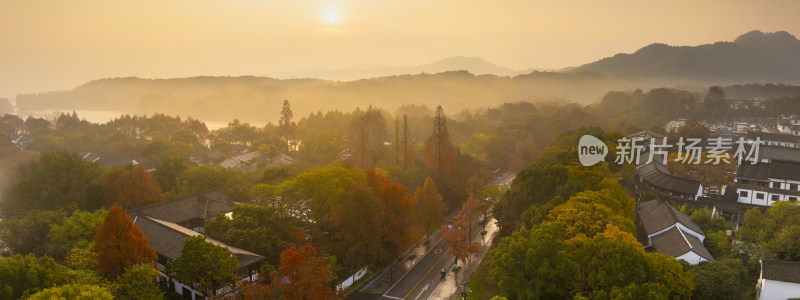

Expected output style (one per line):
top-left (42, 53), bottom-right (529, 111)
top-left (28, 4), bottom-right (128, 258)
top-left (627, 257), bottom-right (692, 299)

top-left (357, 229), bottom-right (445, 294)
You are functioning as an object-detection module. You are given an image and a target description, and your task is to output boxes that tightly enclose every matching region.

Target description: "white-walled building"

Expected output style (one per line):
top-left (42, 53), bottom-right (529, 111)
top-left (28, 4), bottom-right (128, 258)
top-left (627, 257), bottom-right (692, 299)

top-left (128, 190), bottom-right (264, 300)
top-left (758, 259), bottom-right (800, 300)
top-left (733, 160), bottom-right (800, 206)
top-left (636, 200), bottom-right (714, 265)
top-left (778, 114), bottom-right (800, 136)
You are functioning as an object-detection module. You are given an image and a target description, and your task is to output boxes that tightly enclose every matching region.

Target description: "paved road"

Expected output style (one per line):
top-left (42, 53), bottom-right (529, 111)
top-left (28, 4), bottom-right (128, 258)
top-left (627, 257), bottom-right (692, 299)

top-left (352, 171), bottom-right (516, 300)
top-left (381, 237), bottom-right (452, 300)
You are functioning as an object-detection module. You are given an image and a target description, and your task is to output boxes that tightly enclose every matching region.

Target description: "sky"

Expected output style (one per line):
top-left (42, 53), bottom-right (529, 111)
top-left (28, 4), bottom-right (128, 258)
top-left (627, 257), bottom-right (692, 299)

top-left (1, 0), bottom-right (799, 98)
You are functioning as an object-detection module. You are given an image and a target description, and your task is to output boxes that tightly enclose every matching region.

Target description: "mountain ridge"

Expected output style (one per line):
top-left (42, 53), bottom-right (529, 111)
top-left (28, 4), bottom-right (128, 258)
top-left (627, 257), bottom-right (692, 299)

top-left (267, 56), bottom-right (520, 80)
top-left (574, 30), bottom-right (800, 84)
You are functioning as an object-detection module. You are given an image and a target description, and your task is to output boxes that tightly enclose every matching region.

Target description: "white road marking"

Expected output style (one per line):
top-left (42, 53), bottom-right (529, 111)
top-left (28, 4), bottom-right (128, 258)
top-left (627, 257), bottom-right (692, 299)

top-left (415, 283), bottom-right (430, 300)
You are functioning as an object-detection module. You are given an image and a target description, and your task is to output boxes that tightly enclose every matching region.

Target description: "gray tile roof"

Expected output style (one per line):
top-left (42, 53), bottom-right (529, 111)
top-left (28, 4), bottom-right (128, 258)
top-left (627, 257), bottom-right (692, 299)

top-left (637, 200), bottom-right (704, 236)
top-left (133, 216), bottom-right (264, 275)
top-left (128, 190), bottom-right (236, 225)
top-left (769, 160), bottom-right (800, 181)
top-left (737, 160), bottom-right (800, 182)
top-left (758, 146), bottom-right (800, 163)
top-left (762, 259), bottom-right (800, 284)
top-left (127, 189), bottom-right (264, 277)
top-left (746, 131), bottom-right (800, 145)
top-left (650, 226), bottom-right (714, 261)
top-left (638, 162), bottom-right (701, 196)
top-left (736, 163), bottom-right (772, 181)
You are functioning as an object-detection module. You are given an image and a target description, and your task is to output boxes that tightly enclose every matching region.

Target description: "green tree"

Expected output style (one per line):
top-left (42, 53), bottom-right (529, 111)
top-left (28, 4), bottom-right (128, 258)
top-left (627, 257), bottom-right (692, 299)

top-left (704, 231), bottom-right (733, 259)
top-left (279, 99), bottom-right (295, 145)
top-left (488, 222), bottom-right (577, 299)
top-left (262, 166), bottom-right (363, 238)
top-left (151, 155), bottom-right (188, 193)
top-left (167, 235), bottom-right (239, 297)
top-left (704, 86), bottom-right (727, 119)
top-left (0, 209), bottom-right (67, 256)
top-left (297, 130), bottom-right (345, 165)
top-left (494, 162), bottom-right (568, 226)
top-left (689, 259), bottom-right (743, 300)
top-left (739, 201), bottom-right (800, 261)
top-left (27, 283), bottom-right (113, 300)
top-left (690, 208), bottom-right (729, 234)
top-left (112, 264), bottom-right (165, 300)
top-left (0, 254), bottom-right (73, 299)
top-left (64, 246), bottom-right (99, 271)
top-left (676, 118), bottom-right (710, 140)
top-left (46, 209), bottom-right (107, 259)
top-left (3, 151), bottom-right (104, 214)
top-left (175, 165), bottom-right (251, 202)
top-left (205, 204), bottom-right (290, 266)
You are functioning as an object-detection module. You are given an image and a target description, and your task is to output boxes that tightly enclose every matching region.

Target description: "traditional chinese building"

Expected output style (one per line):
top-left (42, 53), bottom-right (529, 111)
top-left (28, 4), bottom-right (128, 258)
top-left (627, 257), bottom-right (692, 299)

top-left (127, 190), bottom-right (264, 300)
top-left (728, 160), bottom-right (800, 206)
top-left (778, 114), bottom-right (800, 136)
top-left (636, 200), bottom-right (713, 265)
top-left (746, 131), bottom-right (800, 149)
top-left (757, 259), bottom-right (800, 300)
top-left (636, 161), bottom-right (703, 201)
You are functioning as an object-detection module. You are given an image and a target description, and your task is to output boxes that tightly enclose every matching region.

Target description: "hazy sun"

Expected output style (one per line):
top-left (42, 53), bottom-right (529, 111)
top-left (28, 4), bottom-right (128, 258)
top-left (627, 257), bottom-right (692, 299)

top-left (324, 10), bottom-right (340, 24)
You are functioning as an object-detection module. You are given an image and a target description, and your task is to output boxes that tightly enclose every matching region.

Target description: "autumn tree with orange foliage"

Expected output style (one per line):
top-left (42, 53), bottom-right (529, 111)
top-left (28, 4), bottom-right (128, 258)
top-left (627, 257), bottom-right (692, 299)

top-left (102, 165), bottom-right (164, 209)
top-left (270, 244), bottom-right (338, 300)
top-left (92, 206), bottom-right (156, 280)
top-left (364, 169), bottom-right (416, 261)
top-left (441, 213), bottom-right (478, 267)
top-left (330, 169), bottom-right (415, 269)
top-left (414, 177), bottom-right (447, 240)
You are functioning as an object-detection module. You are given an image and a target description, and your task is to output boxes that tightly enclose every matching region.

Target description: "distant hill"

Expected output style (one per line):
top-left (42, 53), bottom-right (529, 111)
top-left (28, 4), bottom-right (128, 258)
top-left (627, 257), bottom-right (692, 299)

top-left (575, 30), bottom-right (800, 85)
top-left (268, 56), bottom-right (520, 81)
top-left (15, 30), bottom-right (800, 124)
top-left (15, 71), bottom-right (630, 124)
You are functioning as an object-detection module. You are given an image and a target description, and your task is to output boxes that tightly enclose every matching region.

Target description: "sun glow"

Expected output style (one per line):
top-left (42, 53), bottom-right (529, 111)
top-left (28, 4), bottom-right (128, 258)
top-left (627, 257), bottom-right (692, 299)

top-left (324, 10), bottom-right (340, 25)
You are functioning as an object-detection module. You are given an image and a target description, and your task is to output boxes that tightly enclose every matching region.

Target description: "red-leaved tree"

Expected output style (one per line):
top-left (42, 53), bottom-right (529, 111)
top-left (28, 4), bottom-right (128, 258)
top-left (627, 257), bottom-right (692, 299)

top-left (92, 205), bottom-right (156, 280)
top-left (102, 165), bottom-right (164, 209)
top-left (441, 213), bottom-right (478, 266)
top-left (270, 244), bottom-right (338, 300)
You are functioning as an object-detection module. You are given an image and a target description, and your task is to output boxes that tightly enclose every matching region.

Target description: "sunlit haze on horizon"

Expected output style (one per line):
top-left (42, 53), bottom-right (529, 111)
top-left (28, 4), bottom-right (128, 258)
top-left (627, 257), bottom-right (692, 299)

top-left (1, 0), bottom-right (799, 97)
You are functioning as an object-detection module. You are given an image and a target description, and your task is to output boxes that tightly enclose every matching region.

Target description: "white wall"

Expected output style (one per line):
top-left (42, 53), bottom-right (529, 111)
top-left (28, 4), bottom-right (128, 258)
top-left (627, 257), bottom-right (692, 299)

top-left (759, 279), bottom-right (800, 300)
top-left (676, 251), bottom-right (708, 265)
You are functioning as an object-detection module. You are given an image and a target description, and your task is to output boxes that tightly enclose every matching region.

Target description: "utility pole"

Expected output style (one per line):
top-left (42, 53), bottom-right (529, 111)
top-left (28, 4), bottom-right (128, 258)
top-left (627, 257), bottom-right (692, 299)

top-left (403, 115), bottom-right (410, 171)
top-left (395, 116), bottom-right (399, 165)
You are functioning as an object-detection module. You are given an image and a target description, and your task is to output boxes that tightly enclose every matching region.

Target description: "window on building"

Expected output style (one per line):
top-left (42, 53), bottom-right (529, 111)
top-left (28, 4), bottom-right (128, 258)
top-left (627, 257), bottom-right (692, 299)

top-left (789, 183), bottom-right (797, 191)
top-left (756, 193), bottom-right (765, 200)
top-left (739, 191), bottom-right (749, 198)
top-left (772, 195), bottom-right (780, 201)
